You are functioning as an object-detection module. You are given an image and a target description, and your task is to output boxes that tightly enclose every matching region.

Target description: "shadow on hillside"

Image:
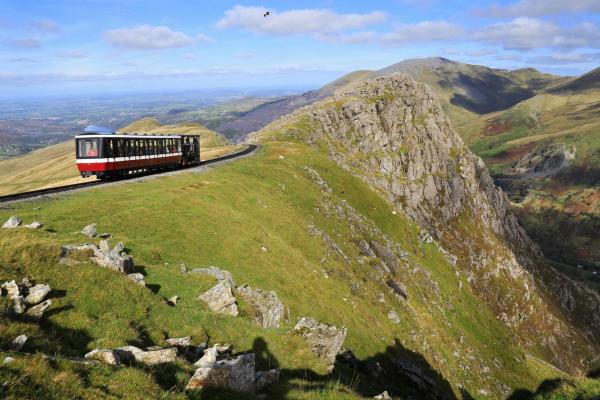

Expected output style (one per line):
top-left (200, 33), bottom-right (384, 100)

top-left (511, 205), bottom-right (600, 271)
top-left (556, 164), bottom-right (600, 187)
top-left (232, 337), bottom-right (458, 400)
top-left (448, 72), bottom-right (534, 114)
top-left (507, 378), bottom-right (577, 400)
top-left (0, 302), bottom-right (93, 357)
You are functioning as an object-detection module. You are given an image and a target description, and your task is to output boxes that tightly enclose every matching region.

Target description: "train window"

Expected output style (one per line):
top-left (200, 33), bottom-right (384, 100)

top-left (107, 139), bottom-right (114, 158)
top-left (78, 138), bottom-right (99, 158)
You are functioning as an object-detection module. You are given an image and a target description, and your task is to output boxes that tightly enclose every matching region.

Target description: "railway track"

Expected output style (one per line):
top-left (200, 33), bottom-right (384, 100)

top-left (0, 144), bottom-right (257, 204)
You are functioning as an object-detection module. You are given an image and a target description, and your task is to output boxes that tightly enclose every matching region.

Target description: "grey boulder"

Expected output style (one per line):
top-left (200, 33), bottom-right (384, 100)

top-left (85, 349), bottom-right (120, 366)
top-left (81, 223), bottom-right (97, 238)
top-left (198, 282), bottom-right (238, 316)
top-left (237, 284), bottom-right (285, 328)
top-left (166, 336), bottom-right (192, 348)
top-left (3, 216), bottom-right (21, 229)
top-left (126, 273), bottom-right (145, 286)
top-left (11, 335), bottom-right (28, 351)
top-left (189, 266), bottom-right (236, 287)
top-left (387, 310), bottom-right (400, 324)
top-left (24, 299), bottom-right (52, 321)
top-left (293, 317), bottom-right (347, 371)
top-left (194, 346), bottom-right (218, 367)
top-left (254, 369), bottom-right (280, 391)
top-left (187, 353), bottom-right (256, 393)
top-left (91, 241), bottom-right (134, 274)
top-left (25, 284), bottom-right (51, 305)
top-left (115, 345), bottom-right (176, 365)
top-left (1, 280), bottom-right (20, 298)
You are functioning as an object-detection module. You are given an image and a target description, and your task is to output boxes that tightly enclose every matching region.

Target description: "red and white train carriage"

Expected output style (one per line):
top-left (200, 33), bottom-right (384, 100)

top-left (75, 125), bottom-right (200, 179)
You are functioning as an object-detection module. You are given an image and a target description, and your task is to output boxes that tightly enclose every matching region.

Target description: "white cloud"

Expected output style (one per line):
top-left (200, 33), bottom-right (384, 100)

top-left (55, 50), bottom-right (87, 58)
top-left (196, 33), bottom-right (215, 43)
top-left (233, 51), bottom-right (256, 59)
top-left (103, 25), bottom-right (196, 49)
top-left (465, 48), bottom-right (497, 57)
top-left (32, 19), bottom-right (60, 34)
top-left (528, 52), bottom-right (600, 65)
top-left (8, 57), bottom-right (39, 63)
top-left (381, 21), bottom-right (462, 45)
top-left (443, 47), bottom-right (462, 55)
top-left (216, 5), bottom-right (386, 36)
top-left (316, 31), bottom-right (377, 44)
top-left (472, 18), bottom-right (600, 50)
top-left (484, 0), bottom-right (600, 17)
top-left (5, 38), bottom-right (42, 48)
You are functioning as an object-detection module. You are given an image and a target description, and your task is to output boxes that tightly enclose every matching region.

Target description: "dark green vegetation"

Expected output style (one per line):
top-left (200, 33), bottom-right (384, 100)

top-left (2, 143), bottom-right (597, 399)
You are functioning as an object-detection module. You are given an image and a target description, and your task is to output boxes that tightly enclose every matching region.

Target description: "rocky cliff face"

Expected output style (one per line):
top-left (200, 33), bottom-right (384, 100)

top-left (251, 74), bottom-right (600, 372)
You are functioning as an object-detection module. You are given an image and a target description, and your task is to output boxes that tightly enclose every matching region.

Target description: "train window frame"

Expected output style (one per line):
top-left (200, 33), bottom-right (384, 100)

top-left (77, 138), bottom-right (100, 159)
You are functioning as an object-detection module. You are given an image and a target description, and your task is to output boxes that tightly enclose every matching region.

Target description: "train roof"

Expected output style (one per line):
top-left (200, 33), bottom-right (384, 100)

top-left (75, 134), bottom-right (185, 139)
top-left (83, 125), bottom-right (115, 135)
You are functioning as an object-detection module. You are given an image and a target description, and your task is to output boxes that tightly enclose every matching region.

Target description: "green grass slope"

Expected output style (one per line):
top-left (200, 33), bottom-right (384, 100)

top-left (1, 143), bottom-right (595, 399)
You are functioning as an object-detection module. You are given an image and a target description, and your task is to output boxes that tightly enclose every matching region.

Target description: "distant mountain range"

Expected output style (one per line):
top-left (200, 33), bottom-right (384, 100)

top-left (219, 57), bottom-right (565, 140)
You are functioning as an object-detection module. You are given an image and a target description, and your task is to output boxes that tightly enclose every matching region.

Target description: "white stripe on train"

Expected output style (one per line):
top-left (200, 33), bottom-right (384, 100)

top-left (77, 153), bottom-right (182, 164)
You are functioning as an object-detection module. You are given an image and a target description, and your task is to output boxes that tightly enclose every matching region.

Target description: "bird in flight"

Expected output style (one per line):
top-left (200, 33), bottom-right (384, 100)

top-left (264, 11), bottom-right (270, 17)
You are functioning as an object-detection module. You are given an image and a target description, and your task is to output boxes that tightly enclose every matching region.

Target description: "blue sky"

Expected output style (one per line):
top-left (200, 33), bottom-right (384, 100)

top-left (1, 0), bottom-right (599, 97)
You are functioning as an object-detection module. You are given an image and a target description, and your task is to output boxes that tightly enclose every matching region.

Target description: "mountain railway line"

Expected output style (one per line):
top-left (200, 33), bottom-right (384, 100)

top-left (0, 144), bottom-right (258, 205)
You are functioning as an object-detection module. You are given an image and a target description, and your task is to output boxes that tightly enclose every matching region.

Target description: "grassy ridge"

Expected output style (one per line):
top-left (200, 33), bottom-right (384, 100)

top-left (0, 142), bottom-right (591, 399)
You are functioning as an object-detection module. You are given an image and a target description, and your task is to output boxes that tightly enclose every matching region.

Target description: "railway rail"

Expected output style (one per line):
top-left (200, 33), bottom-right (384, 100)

top-left (0, 144), bottom-right (257, 204)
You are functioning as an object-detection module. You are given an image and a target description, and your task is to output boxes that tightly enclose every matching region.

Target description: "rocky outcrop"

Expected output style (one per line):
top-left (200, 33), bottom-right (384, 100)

top-left (198, 282), bottom-right (239, 316)
top-left (293, 317), bottom-right (346, 371)
top-left (11, 335), bottom-right (28, 351)
top-left (2, 217), bottom-right (44, 230)
top-left (25, 284), bottom-right (50, 305)
top-left (189, 266), bottom-right (236, 287)
top-left (61, 241), bottom-right (134, 274)
top-left (506, 143), bottom-right (576, 178)
top-left (81, 223), bottom-right (97, 238)
top-left (252, 73), bottom-right (600, 372)
top-left (85, 349), bottom-right (120, 366)
top-left (126, 273), bottom-right (145, 286)
top-left (114, 345), bottom-right (177, 365)
top-left (2, 216), bottom-right (22, 229)
top-left (237, 284), bottom-right (285, 328)
top-left (186, 352), bottom-right (279, 393)
top-left (166, 336), bottom-right (192, 348)
top-left (1, 279), bottom-right (52, 320)
top-left (374, 392), bottom-right (392, 400)
top-left (92, 241), bottom-right (134, 273)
